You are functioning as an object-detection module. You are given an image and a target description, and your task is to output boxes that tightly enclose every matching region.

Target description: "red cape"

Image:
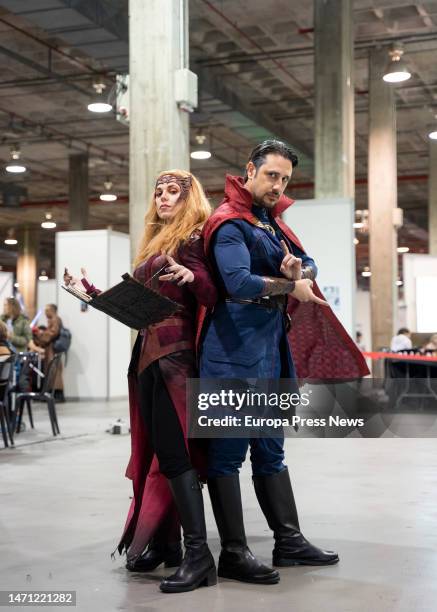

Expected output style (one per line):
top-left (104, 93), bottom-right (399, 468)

top-left (200, 175), bottom-right (369, 380)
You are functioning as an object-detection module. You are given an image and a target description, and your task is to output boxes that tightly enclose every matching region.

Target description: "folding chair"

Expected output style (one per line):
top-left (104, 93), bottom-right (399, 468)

top-left (16, 353), bottom-right (63, 437)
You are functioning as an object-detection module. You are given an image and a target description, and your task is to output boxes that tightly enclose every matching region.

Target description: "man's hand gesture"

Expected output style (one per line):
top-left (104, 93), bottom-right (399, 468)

top-left (292, 278), bottom-right (329, 306)
top-left (280, 240), bottom-right (302, 280)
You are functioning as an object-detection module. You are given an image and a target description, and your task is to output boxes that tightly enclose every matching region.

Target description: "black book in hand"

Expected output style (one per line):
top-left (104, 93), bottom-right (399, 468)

top-left (62, 273), bottom-right (180, 330)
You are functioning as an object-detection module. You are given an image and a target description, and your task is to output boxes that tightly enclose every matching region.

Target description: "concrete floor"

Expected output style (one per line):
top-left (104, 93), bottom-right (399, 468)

top-left (1, 400), bottom-right (437, 612)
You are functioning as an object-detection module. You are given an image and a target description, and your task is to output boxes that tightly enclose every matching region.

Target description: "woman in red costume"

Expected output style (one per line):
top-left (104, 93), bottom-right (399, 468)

top-left (64, 170), bottom-right (217, 594)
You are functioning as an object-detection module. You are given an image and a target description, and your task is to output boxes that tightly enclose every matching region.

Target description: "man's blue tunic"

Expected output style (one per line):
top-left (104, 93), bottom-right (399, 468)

top-left (200, 204), bottom-right (317, 380)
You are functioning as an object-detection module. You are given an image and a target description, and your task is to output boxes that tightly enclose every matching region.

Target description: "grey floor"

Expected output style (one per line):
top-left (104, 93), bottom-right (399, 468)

top-left (1, 399), bottom-right (437, 612)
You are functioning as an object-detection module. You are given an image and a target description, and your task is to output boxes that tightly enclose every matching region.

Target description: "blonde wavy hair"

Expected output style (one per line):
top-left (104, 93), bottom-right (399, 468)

top-left (133, 169), bottom-right (212, 268)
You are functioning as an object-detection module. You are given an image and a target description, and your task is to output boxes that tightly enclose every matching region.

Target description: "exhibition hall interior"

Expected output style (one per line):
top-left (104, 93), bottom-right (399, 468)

top-left (1, 1), bottom-right (436, 611)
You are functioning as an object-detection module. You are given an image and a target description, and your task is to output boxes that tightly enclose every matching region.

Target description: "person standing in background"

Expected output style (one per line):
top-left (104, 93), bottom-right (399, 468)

top-left (1, 297), bottom-right (31, 352)
top-left (33, 304), bottom-right (65, 402)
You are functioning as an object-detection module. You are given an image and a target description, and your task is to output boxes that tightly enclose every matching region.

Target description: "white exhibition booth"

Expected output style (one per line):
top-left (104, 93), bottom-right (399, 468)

top-left (403, 253), bottom-right (437, 334)
top-left (283, 197), bottom-right (356, 336)
top-left (55, 229), bottom-right (131, 400)
top-left (0, 271), bottom-right (13, 305)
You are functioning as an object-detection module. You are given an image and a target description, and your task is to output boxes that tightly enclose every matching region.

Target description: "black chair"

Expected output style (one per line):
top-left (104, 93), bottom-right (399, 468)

top-left (15, 353), bottom-right (63, 437)
top-left (9, 352), bottom-right (35, 432)
top-left (0, 355), bottom-right (16, 447)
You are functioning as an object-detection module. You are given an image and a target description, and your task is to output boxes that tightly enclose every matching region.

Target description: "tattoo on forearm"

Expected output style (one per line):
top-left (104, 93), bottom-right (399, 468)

top-left (260, 277), bottom-right (296, 296)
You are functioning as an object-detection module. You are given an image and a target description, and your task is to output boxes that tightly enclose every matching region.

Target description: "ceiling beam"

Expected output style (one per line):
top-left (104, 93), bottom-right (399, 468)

top-left (0, 44), bottom-right (89, 97)
top-left (197, 65), bottom-right (313, 162)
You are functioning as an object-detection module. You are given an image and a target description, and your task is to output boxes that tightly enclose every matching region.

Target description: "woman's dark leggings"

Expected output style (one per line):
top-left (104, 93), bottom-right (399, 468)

top-left (137, 359), bottom-right (191, 479)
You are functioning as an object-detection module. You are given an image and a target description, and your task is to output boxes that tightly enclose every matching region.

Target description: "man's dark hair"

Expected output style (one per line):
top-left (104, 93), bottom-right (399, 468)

top-left (397, 327), bottom-right (410, 335)
top-left (47, 303), bottom-right (58, 313)
top-left (244, 139), bottom-right (298, 181)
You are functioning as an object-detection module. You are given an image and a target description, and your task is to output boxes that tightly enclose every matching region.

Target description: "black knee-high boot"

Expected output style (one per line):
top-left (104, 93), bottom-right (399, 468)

top-left (253, 468), bottom-right (339, 566)
top-left (160, 469), bottom-right (217, 593)
top-left (208, 474), bottom-right (280, 584)
top-left (126, 507), bottom-right (183, 572)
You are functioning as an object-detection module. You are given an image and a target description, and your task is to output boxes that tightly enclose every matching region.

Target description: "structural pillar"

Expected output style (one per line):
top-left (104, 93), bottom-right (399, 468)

top-left (17, 228), bottom-right (39, 320)
top-left (368, 47), bottom-right (398, 350)
top-left (69, 152), bottom-right (89, 230)
top-left (314, 0), bottom-right (354, 199)
top-left (429, 138), bottom-right (437, 255)
top-left (307, 0), bottom-right (355, 335)
top-left (128, 0), bottom-right (190, 262)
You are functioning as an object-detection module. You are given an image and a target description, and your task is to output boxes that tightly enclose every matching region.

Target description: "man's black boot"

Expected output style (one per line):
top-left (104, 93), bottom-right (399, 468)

top-left (126, 507), bottom-right (182, 572)
top-left (160, 470), bottom-right (217, 593)
top-left (253, 468), bottom-right (339, 567)
top-left (208, 473), bottom-right (280, 584)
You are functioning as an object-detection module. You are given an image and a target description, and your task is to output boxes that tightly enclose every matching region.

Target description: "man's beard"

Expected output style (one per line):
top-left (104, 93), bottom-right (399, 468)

top-left (253, 192), bottom-right (277, 208)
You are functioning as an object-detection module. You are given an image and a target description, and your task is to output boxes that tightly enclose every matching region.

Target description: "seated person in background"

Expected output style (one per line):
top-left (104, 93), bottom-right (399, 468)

top-left (1, 297), bottom-right (32, 352)
top-left (33, 305), bottom-right (65, 402)
top-left (422, 333), bottom-right (437, 352)
top-left (390, 327), bottom-right (413, 352)
top-left (0, 320), bottom-right (12, 362)
top-left (28, 326), bottom-right (47, 357)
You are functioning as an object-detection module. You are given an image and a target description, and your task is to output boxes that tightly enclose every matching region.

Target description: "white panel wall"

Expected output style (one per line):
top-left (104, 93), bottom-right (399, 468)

top-left (0, 272), bottom-right (13, 306)
top-left (36, 279), bottom-right (57, 325)
top-left (56, 230), bottom-right (130, 399)
top-left (282, 198), bottom-right (355, 335)
top-left (403, 253), bottom-right (437, 332)
top-left (108, 232), bottom-right (131, 398)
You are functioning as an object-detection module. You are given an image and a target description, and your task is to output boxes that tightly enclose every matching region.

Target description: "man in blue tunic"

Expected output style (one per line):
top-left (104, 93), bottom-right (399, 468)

top-left (200, 140), bottom-right (362, 585)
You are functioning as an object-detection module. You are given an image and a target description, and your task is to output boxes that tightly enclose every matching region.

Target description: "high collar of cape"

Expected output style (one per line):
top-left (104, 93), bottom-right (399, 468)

top-left (223, 174), bottom-right (295, 217)
top-left (203, 174), bottom-right (304, 253)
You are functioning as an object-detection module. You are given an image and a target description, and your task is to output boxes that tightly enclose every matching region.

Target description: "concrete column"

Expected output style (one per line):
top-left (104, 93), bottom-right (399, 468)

top-left (429, 138), bottom-right (437, 255)
top-left (17, 228), bottom-right (39, 320)
top-left (128, 0), bottom-right (190, 262)
top-left (314, 0), bottom-right (354, 199)
top-left (368, 47), bottom-right (398, 350)
top-left (69, 152), bottom-right (89, 230)
top-left (312, 0), bottom-right (356, 336)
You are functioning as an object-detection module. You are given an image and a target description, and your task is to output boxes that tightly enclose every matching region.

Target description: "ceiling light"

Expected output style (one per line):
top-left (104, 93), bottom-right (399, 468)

top-left (396, 279), bottom-right (403, 286)
top-left (5, 145), bottom-right (26, 174)
top-left (397, 246), bottom-right (409, 253)
top-left (39, 270), bottom-right (49, 281)
top-left (383, 44), bottom-right (411, 83)
top-left (361, 267), bottom-right (371, 278)
top-left (99, 179), bottom-right (117, 202)
top-left (4, 228), bottom-right (17, 245)
top-left (428, 130), bottom-right (437, 140)
top-left (354, 237), bottom-right (359, 245)
top-left (190, 150), bottom-right (211, 160)
top-left (191, 130), bottom-right (211, 160)
top-left (353, 222), bottom-right (364, 229)
top-left (41, 212), bottom-right (57, 229)
top-left (87, 80), bottom-right (112, 113)
top-left (14, 282), bottom-right (19, 288)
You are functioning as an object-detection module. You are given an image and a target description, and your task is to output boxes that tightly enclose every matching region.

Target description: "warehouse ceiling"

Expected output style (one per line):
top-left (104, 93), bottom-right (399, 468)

top-left (0, 0), bottom-right (436, 281)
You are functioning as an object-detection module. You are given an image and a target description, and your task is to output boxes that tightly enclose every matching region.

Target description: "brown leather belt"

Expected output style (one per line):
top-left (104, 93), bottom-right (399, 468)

top-left (225, 295), bottom-right (287, 312)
